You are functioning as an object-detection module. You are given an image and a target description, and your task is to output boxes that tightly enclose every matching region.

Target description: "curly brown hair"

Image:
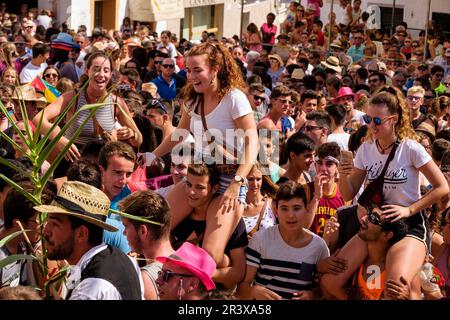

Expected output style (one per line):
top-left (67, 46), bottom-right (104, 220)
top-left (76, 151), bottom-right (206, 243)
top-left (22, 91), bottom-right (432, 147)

top-left (181, 42), bottom-right (246, 104)
top-left (369, 85), bottom-right (418, 142)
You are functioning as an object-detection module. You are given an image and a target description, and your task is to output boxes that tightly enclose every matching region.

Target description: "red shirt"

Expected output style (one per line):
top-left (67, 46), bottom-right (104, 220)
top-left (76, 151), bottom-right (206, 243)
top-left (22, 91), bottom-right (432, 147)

top-left (310, 183), bottom-right (345, 237)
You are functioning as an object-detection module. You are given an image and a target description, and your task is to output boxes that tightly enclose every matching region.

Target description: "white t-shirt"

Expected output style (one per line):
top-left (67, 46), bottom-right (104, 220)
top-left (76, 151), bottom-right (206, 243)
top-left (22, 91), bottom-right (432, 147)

top-left (186, 89), bottom-right (253, 161)
top-left (328, 132), bottom-right (350, 151)
top-left (19, 61), bottom-right (47, 84)
top-left (354, 139), bottom-right (432, 207)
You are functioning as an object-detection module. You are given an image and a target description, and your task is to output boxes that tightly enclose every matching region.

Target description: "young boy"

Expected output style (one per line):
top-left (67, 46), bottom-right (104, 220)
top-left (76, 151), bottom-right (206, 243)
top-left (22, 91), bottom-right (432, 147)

top-left (237, 181), bottom-right (329, 300)
top-left (304, 142), bottom-right (346, 237)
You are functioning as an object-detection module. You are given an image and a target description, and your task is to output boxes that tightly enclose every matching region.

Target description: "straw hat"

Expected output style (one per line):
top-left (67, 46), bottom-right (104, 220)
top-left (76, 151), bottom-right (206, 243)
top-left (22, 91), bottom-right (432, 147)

top-left (291, 68), bottom-right (305, 80)
top-left (12, 86), bottom-right (47, 108)
top-left (330, 39), bottom-right (343, 50)
top-left (415, 122), bottom-right (436, 142)
top-left (321, 56), bottom-right (342, 73)
top-left (34, 181), bottom-right (117, 232)
top-left (268, 54), bottom-right (284, 66)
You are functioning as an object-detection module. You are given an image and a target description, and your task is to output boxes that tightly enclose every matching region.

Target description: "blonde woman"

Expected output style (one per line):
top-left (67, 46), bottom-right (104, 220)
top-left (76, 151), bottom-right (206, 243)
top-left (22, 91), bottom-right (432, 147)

top-left (0, 42), bottom-right (23, 75)
top-left (1, 66), bottom-right (18, 85)
top-left (322, 86), bottom-right (449, 299)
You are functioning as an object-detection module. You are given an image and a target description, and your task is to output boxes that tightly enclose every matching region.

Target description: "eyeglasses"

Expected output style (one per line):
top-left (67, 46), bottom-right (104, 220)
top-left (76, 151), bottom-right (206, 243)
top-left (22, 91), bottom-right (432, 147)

top-left (162, 64), bottom-right (175, 68)
top-left (14, 42), bottom-right (25, 46)
top-left (368, 211), bottom-right (382, 225)
top-left (277, 98), bottom-right (292, 105)
top-left (407, 95), bottom-right (421, 102)
top-left (253, 95), bottom-right (265, 102)
top-left (304, 125), bottom-right (323, 131)
top-left (411, 45), bottom-right (418, 48)
top-left (44, 73), bottom-right (58, 78)
top-left (434, 73), bottom-right (444, 78)
top-left (158, 269), bottom-right (194, 282)
top-left (415, 52), bottom-right (423, 56)
top-left (310, 38), bottom-right (317, 42)
top-left (363, 114), bottom-right (393, 125)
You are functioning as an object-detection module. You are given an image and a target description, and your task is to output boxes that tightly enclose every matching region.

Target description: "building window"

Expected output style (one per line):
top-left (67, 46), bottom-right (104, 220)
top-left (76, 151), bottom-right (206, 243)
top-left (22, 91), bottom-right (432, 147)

top-left (379, 6), bottom-right (404, 35)
top-left (432, 12), bottom-right (450, 38)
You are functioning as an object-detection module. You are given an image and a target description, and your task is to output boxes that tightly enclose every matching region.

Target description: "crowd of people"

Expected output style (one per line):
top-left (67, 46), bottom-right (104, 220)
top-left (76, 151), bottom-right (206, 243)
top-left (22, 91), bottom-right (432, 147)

top-left (0, 0), bottom-right (449, 301)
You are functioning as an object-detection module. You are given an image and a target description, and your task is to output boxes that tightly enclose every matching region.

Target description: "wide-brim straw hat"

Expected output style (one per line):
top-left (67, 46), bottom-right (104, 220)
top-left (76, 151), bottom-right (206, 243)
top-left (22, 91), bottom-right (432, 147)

top-left (34, 181), bottom-right (117, 232)
top-left (12, 86), bottom-right (47, 108)
top-left (320, 56), bottom-right (342, 73)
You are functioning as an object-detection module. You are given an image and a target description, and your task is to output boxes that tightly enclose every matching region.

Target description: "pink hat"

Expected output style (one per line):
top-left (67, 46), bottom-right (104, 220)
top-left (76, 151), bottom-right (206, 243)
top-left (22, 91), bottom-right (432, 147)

top-left (332, 86), bottom-right (359, 103)
top-left (156, 242), bottom-right (216, 290)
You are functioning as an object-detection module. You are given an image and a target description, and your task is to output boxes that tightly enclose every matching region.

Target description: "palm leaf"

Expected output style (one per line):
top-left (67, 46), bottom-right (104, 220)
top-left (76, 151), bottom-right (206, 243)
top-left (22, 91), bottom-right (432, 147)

top-left (0, 229), bottom-right (31, 248)
top-left (109, 208), bottom-right (164, 226)
top-left (0, 254), bottom-right (37, 269)
top-left (0, 174), bottom-right (39, 204)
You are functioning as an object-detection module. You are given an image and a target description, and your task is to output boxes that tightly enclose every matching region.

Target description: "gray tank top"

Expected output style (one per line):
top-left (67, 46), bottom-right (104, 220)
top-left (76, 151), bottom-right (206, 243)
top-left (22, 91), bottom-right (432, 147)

top-left (64, 89), bottom-right (116, 146)
top-left (140, 261), bottom-right (163, 300)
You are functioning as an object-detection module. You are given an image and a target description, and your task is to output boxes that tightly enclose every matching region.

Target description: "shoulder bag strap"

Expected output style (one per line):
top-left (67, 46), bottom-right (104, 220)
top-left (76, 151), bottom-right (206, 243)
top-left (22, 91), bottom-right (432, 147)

top-left (377, 140), bottom-right (400, 183)
top-left (248, 198), bottom-right (268, 237)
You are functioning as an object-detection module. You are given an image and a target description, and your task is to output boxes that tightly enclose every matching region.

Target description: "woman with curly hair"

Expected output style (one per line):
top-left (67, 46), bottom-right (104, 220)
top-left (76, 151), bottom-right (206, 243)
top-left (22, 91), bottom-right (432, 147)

top-left (322, 85), bottom-right (449, 299)
top-left (151, 42), bottom-right (258, 267)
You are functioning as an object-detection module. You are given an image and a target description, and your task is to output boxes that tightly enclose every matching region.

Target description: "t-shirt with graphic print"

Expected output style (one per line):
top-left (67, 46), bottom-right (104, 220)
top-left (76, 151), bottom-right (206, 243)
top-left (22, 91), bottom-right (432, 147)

top-left (354, 139), bottom-right (431, 207)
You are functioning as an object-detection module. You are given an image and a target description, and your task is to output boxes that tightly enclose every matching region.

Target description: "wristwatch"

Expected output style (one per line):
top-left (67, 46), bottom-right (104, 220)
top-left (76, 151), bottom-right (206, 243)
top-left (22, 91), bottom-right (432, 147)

top-left (234, 175), bottom-right (247, 184)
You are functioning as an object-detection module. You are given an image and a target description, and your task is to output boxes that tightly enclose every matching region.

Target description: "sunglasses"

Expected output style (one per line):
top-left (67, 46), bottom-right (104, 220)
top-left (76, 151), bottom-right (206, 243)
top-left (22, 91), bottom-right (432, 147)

top-left (147, 99), bottom-right (168, 114)
top-left (253, 95), bottom-right (265, 102)
top-left (44, 73), bottom-right (58, 78)
top-left (415, 52), bottom-right (423, 56)
top-left (344, 127), bottom-right (354, 133)
top-left (407, 95), bottom-right (421, 102)
top-left (304, 125), bottom-right (323, 131)
top-left (434, 73), bottom-right (444, 78)
top-left (158, 269), bottom-right (194, 282)
top-left (154, 60), bottom-right (163, 64)
top-left (277, 98), bottom-right (292, 105)
top-left (383, 42), bottom-right (390, 45)
top-left (368, 211), bottom-right (382, 225)
top-left (411, 45), bottom-right (418, 48)
top-left (162, 64), bottom-right (175, 68)
top-left (363, 114), bottom-right (393, 125)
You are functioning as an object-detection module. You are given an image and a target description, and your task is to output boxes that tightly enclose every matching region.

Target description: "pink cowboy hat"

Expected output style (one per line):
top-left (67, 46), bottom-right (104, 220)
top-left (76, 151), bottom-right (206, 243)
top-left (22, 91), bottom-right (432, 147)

top-left (332, 87), bottom-right (359, 103)
top-left (156, 242), bottom-right (216, 291)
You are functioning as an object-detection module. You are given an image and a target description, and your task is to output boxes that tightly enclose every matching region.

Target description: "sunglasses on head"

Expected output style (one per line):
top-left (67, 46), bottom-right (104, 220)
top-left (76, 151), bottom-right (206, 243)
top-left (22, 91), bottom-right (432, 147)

top-left (158, 269), bottom-right (194, 282)
top-left (363, 114), bottom-right (393, 125)
top-left (368, 211), bottom-right (382, 225)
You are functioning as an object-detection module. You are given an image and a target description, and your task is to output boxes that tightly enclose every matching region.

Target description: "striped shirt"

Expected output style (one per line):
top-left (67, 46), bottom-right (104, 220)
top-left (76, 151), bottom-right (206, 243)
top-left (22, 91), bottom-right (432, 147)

top-left (246, 226), bottom-right (329, 299)
top-left (64, 89), bottom-right (116, 146)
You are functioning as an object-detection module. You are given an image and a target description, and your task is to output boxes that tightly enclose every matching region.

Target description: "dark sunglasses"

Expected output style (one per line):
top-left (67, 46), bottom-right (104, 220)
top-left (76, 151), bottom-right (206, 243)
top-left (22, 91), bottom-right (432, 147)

top-left (415, 52), bottom-right (423, 56)
top-left (44, 73), bottom-right (58, 78)
top-left (162, 64), bottom-right (175, 68)
top-left (158, 269), bottom-right (194, 282)
top-left (253, 95), bottom-right (265, 102)
top-left (154, 60), bottom-right (163, 64)
top-left (411, 45), bottom-right (418, 48)
top-left (363, 114), bottom-right (392, 125)
top-left (383, 42), bottom-right (390, 45)
top-left (434, 73), bottom-right (444, 78)
top-left (304, 125), bottom-right (323, 131)
top-left (368, 211), bottom-right (382, 225)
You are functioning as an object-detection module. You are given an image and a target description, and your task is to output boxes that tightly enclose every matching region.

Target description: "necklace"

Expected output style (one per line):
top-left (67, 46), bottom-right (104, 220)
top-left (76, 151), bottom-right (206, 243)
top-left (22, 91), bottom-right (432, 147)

top-left (376, 139), bottom-right (396, 154)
